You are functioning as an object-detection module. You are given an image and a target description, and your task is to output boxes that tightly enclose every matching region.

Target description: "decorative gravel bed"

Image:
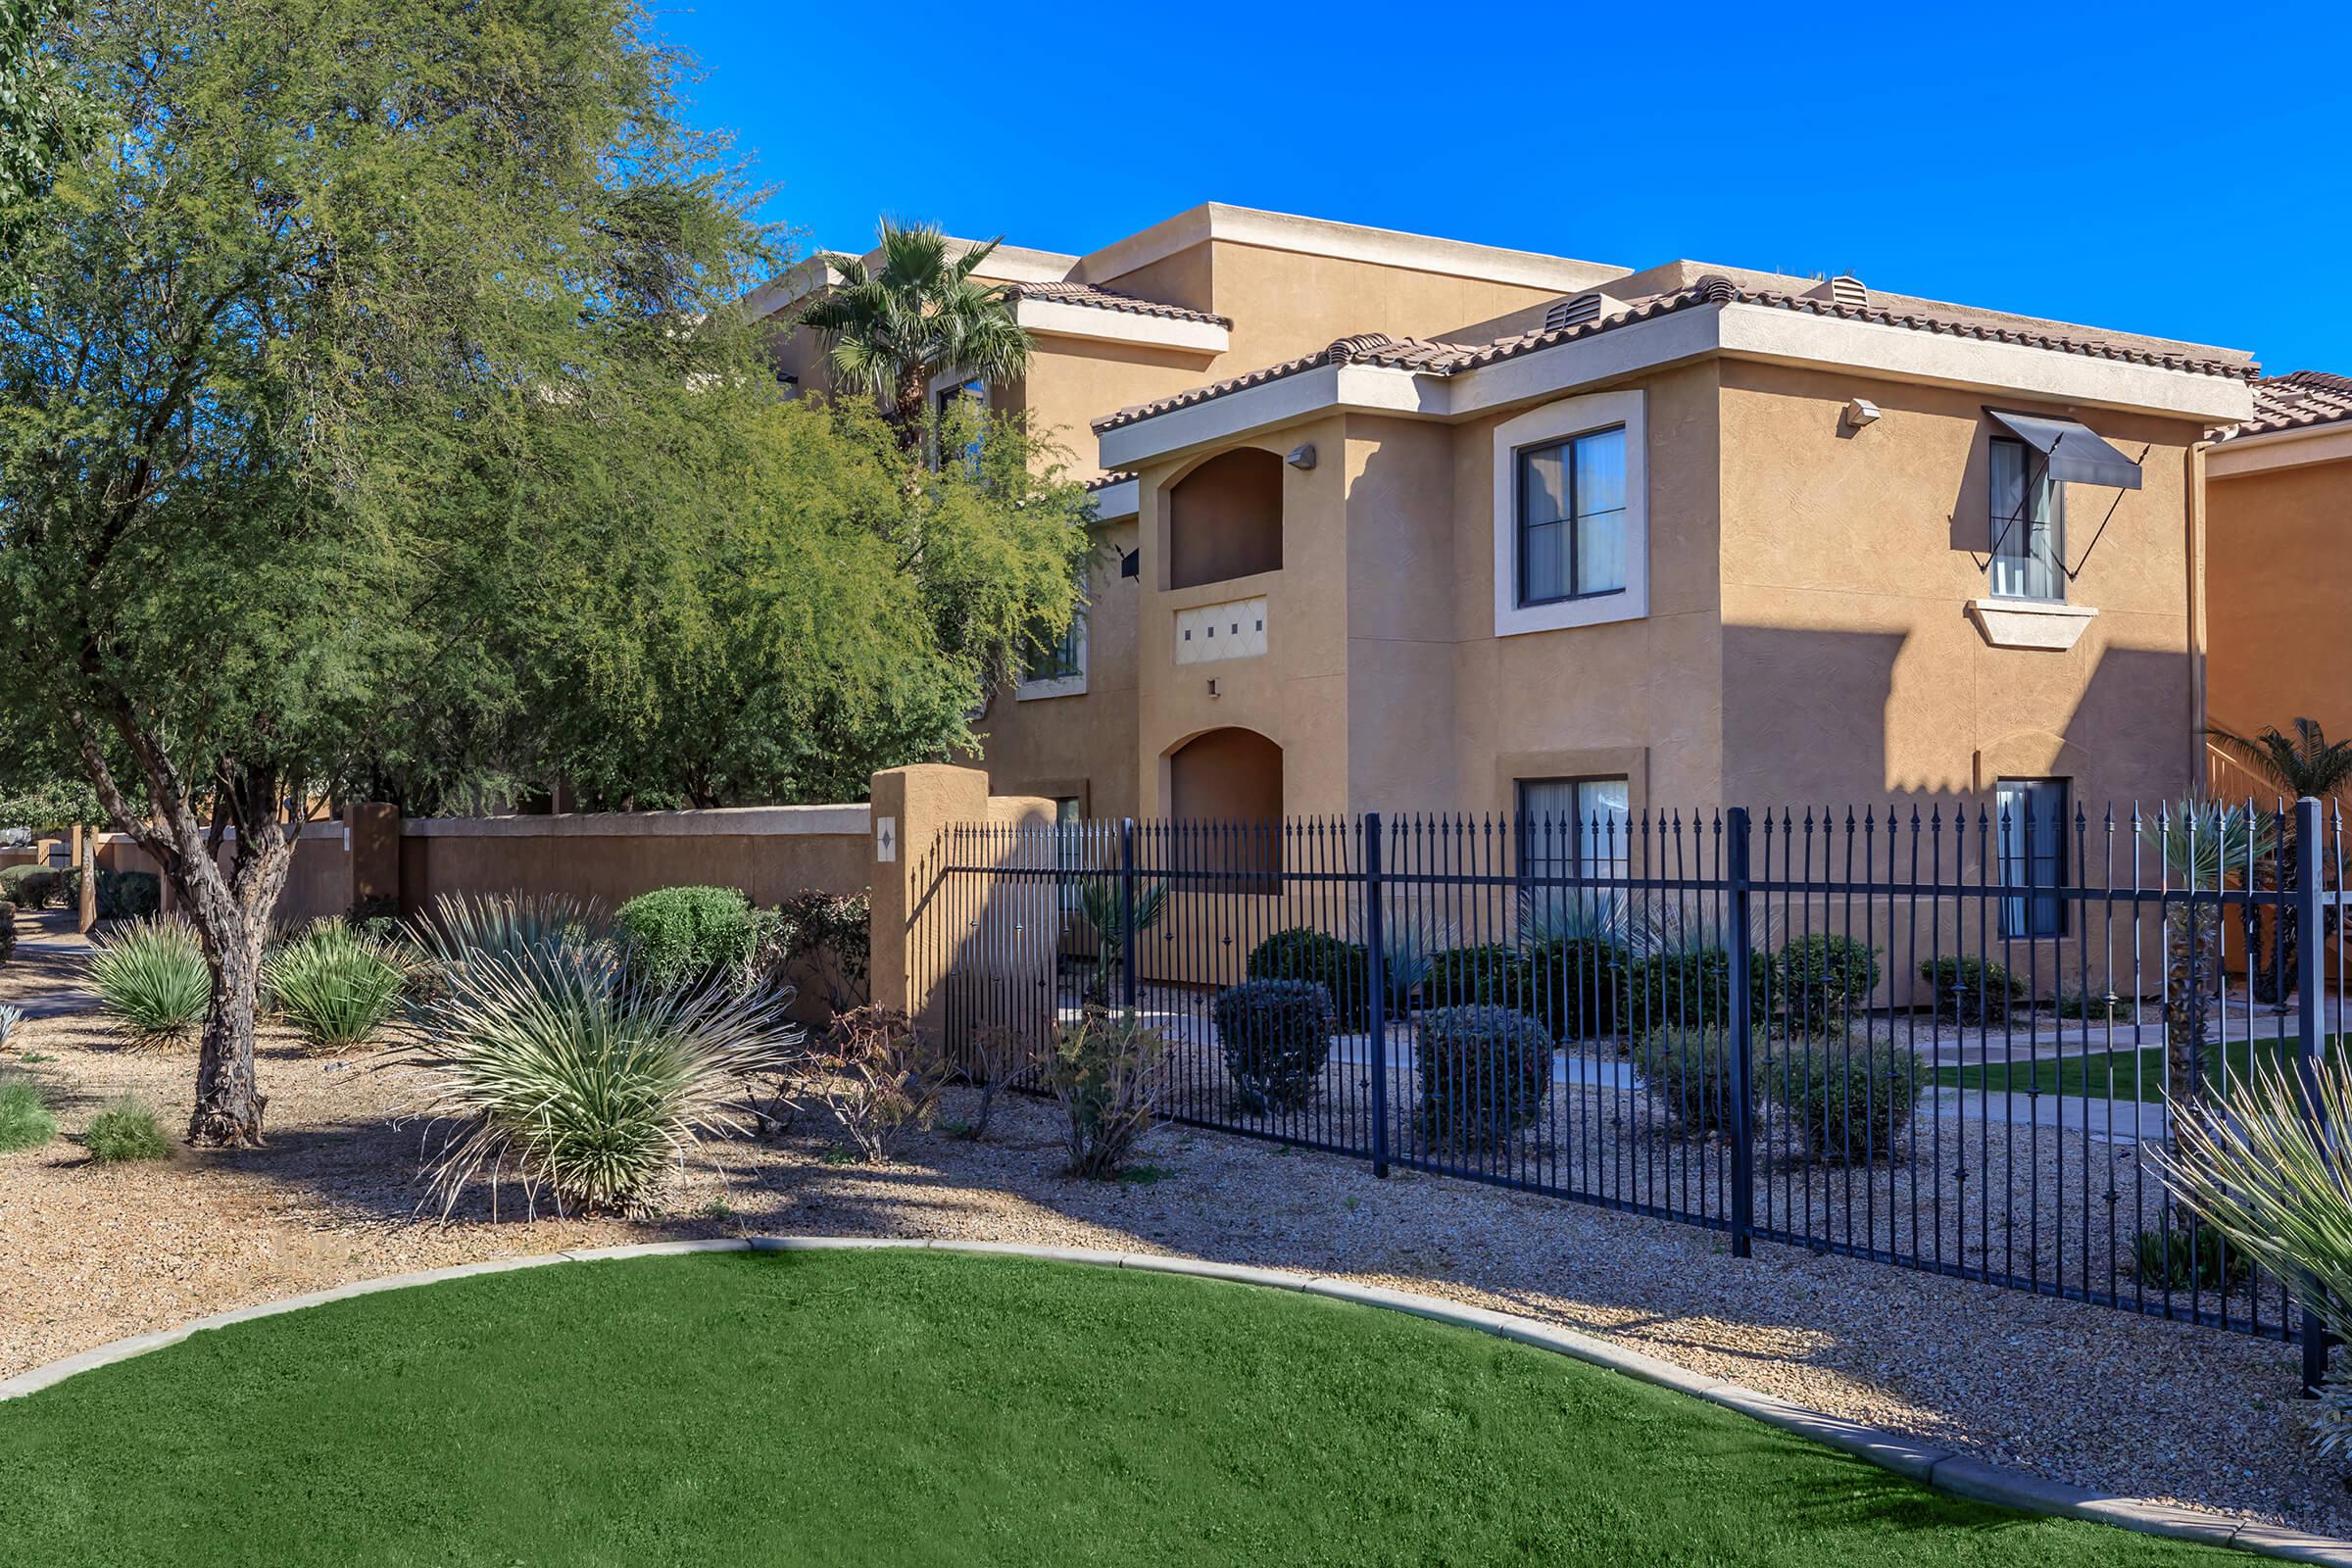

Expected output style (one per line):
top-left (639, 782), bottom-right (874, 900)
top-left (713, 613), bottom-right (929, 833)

top-left (1, 999), bottom-right (2345, 1542)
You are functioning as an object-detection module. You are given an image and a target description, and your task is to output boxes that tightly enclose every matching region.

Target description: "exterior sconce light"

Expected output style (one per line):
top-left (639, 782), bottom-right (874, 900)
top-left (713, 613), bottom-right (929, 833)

top-left (1206, 678), bottom-right (1221, 698)
top-left (1286, 443), bottom-right (1316, 469)
top-left (1842, 397), bottom-right (1882, 431)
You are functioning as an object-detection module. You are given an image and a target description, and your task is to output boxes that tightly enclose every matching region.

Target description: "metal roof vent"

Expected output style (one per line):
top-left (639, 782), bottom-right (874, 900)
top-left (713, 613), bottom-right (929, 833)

top-left (1543, 292), bottom-right (1607, 332)
top-left (1827, 274), bottom-right (1867, 309)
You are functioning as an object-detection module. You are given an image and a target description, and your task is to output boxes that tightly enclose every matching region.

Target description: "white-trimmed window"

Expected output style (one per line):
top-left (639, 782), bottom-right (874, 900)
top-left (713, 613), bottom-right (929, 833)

top-left (1493, 389), bottom-right (1647, 636)
top-left (1016, 611), bottom-right (1087, 701)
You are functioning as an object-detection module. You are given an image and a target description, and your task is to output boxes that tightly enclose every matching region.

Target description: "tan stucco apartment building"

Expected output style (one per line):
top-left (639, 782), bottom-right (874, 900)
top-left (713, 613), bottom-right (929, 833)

top-left (760, 206), bottom-right (2261, 841)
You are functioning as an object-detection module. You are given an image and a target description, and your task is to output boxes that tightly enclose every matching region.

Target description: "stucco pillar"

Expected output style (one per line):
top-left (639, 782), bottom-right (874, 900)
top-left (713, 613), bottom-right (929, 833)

top-left (865, 764), bottom-right (991, 1020)
top-left (344, 803), bottom-right (401, 915)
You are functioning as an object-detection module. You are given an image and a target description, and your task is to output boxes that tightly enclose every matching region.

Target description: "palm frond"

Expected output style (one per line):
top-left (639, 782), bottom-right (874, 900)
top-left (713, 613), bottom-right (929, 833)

top-left (2209, 718), bottom-right (2352, 802)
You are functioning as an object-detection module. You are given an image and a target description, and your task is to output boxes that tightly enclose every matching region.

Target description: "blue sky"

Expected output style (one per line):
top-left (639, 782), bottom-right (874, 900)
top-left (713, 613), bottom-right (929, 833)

top-left (652, 1), bottom-right (2349, 375)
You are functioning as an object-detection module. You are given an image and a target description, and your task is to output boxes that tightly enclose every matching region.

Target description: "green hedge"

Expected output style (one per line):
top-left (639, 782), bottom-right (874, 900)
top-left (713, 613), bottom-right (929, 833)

top-left (1768, 1039), bottom-right (1924, 1162)
top-left (0, 865), bottom-right (61, 909)
top-left (1412, 1004), bottom-right (1552, 1151)
top-left (1212, 978), bottom-right (1336, 1114)
top-left (1773, 934), bottom-right (1881, 1035)
top-left (1916, 956), bottom-right (2024, 1025)
top-left (1632, 1026), bottom-right (1758, 1139)
top-left (65, 868), bottom-right (162, 921)
top-left (615, 885), bottom-right (764, 991)
top-left (1523, 935), bottom-right (1625, 1042)
top-left (1245, 927), bottom-right (1370, 1032)
top-left (1624, 947), bottom-right (1771, 1033)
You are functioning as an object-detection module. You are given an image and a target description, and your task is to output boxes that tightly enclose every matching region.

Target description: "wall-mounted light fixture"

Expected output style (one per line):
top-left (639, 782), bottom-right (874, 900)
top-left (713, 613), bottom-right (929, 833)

top-left (1206, 677), bottom-right (1221, 699)
top-left (1842, 397), bottom-right (1882, 432)
top-left (1286, 443), bottom-right (1316, 469)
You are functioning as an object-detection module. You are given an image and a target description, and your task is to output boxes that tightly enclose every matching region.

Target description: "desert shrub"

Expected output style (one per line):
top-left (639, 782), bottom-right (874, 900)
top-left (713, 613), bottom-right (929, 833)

top-left (0, 1003), bottom-right (24, 1051)
top-left (763, 891), bottom-right (870, 1009)
top-left (1412, 1005), bottom-right (1552, 1151)
top-left (1633, 1026), bottom-right (1758, 1139)
top-left (1774, 934), bottom-right (1882, 1035)
top-left (2059, 988), bottom-right (2130, 1022)
top-left (84, 1101), bottom-right (172, 1162)
top-left (1625, 947), bottom-right (1771, 1032)
top-left (1523, 935), bottom-right (1626, 1042)
top-left (616, 885), bottom-right (763, 992)
top-left (1245, 927), bottom-right (1370, 1031)
top-left (398, 942), bottom-right (803, 1216)
top-left (1422, 945), bottom-right (1532, 1018)
top-left (1043, 1007), bottom-right (1168, 1178)
top-left (90, 917), bottom-right (211, 1049)
top-left (0, 864), bottom-right (60, 908)
top-left (0, 900), bottom-right (14, 962)
top-left (62, 868), bottom-right (161, 920)
top-left (414, 893), bottom-right (612, 989)
top-left (0, 1077), bottom-right (54, 1151)
top-left (2132, 1224), bottom-right (2251, 1292)
top-left (264, 921), bottom-right (408, 1051)
top-left (1769, 1037), bottom-right (1924, 1161)
top-left (1213, 978), bottom-right (1336, 1113)
top-left (958, 1024), bottom-right (1035, 1141)
top-left (813, 1005), bottom-right (948, 1163)
top-left (1378, 922), bottom-right (1431, 1020)
top-left (1917, 956), bottom-right (2025, 1024)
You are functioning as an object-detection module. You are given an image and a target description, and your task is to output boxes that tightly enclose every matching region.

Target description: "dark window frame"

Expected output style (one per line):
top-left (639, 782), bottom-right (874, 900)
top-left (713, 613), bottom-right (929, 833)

top-left (1987, 435), bottom-right (2067, 604)
top-left (1020, 612), bottom-right (1084, 684)
top-left (1514, 424), bottom-right (1629, 610)
top-left (1995, 776), bottom-right (2071, 939)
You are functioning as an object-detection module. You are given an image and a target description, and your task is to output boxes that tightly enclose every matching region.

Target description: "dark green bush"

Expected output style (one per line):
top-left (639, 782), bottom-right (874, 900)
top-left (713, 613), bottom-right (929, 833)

top-left (2058, 988), bottom-right (2129, 1022)
top-left (1423, 945), bottom-right (1532, 1013)
top-left (1774, 934), bottom-right (1882, 1035)
top-left (0, 900), bottom-right (15, 963)
top-left (1212, 979), bottom-right (1336, 1113)
top-left (1522, 935), bottom-right (1626, 1041)
top-left (0, 864), bottom-right (60, 909)
top-left (1412, 1004), bottom-right (1552, 1151)
top-left (1768, 1038), bottom-right (1924, 1162)
top-left (1916, 956), bottom-right (2024, 1024)
top-left (1632, 1026), bottom-right (1758, 1139)
top-left (616, 885), bottom-right (761, 990)
top-left (1245, 927), bottom-right (1370, 1031)
top-left (1625, 947), bottom-right (1771, 1032)
top-left (2132, 1225), bottom-right (2251, 1292)
top-left (63, 868), bottom-right (162, 920)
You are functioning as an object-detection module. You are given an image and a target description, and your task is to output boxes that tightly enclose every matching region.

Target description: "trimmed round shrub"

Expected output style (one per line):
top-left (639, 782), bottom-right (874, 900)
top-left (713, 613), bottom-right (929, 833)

top-left (1244, 927), bottom-right (1370, 1032)
top-left (84, 1101), bottom-right (172, 1162)
top-left (616, 886), bottom-right (764, 991)
top-left (264, 921), bottom-right (409, 1051)
top-left (0, 864), bottom-right (61, 909)
top-left (1213, 978), bottom-right (1336, 1113)
top-left (1625, 947), bottom-right (1770, 1032)
top-left (89, 917), bottom-right (211, 1049)
top-left (1632, 1026), bottom-right (1758, 1139)
top-left (1773, 934), bottom-right (1881, 1035)
top-left (0, 1077), bottom-right (55, 1152)
top-left (1768, 1038), bottom-right (1924, 1162)
top-left (1523, 935), bottom-right (1626, 1042)
top-left (1916, 956), bottom-right (2024, 1025)
top-left (1412, 1004), bottom-right (1552, 1151)
top-left (1422, 945), bottom-right (1532, 1016)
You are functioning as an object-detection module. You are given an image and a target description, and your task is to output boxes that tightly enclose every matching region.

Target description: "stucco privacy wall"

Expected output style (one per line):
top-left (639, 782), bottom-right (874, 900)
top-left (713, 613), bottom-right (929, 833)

top-left (99, 820), bottom-right (371, 927)
top-left (2205, 454), bottom-right (2352, 760)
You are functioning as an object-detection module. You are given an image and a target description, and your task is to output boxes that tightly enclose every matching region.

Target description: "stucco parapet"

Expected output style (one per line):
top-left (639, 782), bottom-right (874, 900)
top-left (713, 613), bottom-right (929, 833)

top-left (402, 806), bottom-right (871, 840)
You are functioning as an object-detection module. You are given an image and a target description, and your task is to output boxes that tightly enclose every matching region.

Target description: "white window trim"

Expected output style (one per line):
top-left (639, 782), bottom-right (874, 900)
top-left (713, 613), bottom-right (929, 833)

top-left (1015, 612), bottom-right (1088, 702)
top-left (1492, 389), bottom-right (1647, 637)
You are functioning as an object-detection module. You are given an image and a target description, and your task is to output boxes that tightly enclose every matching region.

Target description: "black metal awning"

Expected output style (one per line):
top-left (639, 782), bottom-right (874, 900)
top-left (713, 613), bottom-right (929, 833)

top-left (1985, 409), bottom-right (2143, 490)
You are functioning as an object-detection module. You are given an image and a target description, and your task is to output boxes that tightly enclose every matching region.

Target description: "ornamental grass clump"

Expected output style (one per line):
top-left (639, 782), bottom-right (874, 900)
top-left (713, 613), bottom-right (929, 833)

top-left (0, 1076), bottom-right (55, 1152)
top-left (89, 917), bottom-right (211, 1050)
top-left (399, 938), bottom-right (804, 1217)
top-left (84, 1101), bottom-right (172, 1162)
top-left (264, 921), bottom-right (408, 1052)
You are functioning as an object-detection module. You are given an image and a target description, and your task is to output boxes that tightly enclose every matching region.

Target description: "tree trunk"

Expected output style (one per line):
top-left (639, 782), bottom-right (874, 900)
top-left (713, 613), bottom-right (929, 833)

top-left (189, 916), bottom-right (269, 1145)
top-left (894, 370), bottom-right (928, 454)
top-left (2165, 903), bottom-right (2220, 1124)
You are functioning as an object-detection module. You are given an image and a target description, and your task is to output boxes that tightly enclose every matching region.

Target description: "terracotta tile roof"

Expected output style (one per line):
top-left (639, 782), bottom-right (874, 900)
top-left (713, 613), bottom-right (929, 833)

top-left (1006, 280), bottom-right (1233, 330)
top-left (1082, 470), bottom-right (1138, 490)
top-left (1093, 276), bottom-right (2259, 433)
top-left (2231, 370), bottom-right (2352, 438)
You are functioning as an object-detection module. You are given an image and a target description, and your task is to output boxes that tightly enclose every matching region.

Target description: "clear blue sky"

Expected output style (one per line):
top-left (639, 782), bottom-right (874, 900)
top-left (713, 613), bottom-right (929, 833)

top-left (651, 1), bottom-right (2350, 375)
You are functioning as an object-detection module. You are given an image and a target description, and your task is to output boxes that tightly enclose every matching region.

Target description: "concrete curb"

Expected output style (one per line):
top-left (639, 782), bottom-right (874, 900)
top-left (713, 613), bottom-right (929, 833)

top-left (0, 1235), bottom-right (2343, 1564)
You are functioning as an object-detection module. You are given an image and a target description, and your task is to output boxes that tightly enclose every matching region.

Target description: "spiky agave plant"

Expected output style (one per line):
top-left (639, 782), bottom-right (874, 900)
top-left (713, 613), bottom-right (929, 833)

top-left (264, 921), bottom-right (409, 1052)
top-left (1072, 875), bottom-right (1167, 1005)
top-left (411, 892), bottom-right (615, 990)
top-left (2150, 1055), bottom-right (2352, 1454)
top-left (88, 916), bottom-right (211, 1050)
top-left (399, 944), bottom-right (804, 1217)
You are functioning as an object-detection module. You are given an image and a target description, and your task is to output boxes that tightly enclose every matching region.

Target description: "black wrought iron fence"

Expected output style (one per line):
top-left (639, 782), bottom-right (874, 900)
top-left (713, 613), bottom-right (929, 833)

top-left (912, 797), bottom-right (2348, 1369)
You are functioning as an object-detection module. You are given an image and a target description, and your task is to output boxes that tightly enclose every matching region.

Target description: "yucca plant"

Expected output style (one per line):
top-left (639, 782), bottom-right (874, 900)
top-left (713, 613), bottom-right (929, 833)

top-left (397, 943), bottom-right (804, 1216)
top-left (2143, 803), bottom-right (2277, 1121)
top-left (89, 916), bottom-right (212, 1050)
top-left (1072, 875), bottom-right (1167, 1005)
top-left (264, 921), bottom-right (409, 1052)
top-left (2150, 1056), bottom-right (2352, 1455)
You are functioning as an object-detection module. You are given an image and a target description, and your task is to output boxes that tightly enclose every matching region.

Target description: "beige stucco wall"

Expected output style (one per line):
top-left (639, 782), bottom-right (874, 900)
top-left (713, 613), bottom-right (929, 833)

top-left (2206, 453), bottom-right (2352, 760)
top-left (397, 824), bottom-right (870, 915)
top-left (1714, 361), bottom-right (2205, 815)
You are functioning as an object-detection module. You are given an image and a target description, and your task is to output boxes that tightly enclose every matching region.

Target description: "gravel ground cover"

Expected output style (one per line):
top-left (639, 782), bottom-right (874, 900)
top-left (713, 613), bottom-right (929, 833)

top-left (0, 990), bottom-right (2346, 1541)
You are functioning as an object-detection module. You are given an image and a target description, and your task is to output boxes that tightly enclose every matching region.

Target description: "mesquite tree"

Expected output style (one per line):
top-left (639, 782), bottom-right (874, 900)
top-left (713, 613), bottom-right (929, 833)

top-left (0, 0), bottom-right (770, 1144)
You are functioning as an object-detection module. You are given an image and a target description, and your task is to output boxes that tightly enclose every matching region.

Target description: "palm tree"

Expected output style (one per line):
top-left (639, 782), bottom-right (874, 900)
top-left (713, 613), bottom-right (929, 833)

top-left (797, 220), bottom-right (1032, 451)
top-left (2207, 718), bottom-right (2352, 1003)
top-left (2146, 803), bottom-right (2277, 1120)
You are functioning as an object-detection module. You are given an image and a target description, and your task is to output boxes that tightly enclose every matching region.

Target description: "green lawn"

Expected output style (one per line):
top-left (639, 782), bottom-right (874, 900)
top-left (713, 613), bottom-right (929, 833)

top-left (0, 1250), bottom-right (2238, 1567)
top-left (1936, 1034), bottom-right (2345, 1104)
